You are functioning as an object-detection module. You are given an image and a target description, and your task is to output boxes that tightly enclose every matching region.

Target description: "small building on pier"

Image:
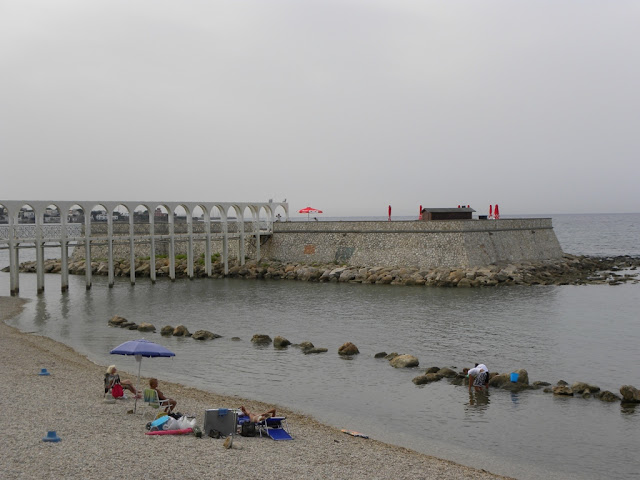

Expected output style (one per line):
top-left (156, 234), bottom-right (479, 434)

top-left (420, 207), bottom-right (476, 221)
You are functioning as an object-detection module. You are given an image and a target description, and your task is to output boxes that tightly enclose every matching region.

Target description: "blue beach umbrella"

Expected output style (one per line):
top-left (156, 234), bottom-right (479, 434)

top-left (110, 339), bottom-right (175, 413)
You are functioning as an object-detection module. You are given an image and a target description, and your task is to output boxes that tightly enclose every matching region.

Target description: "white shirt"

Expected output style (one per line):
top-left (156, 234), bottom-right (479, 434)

top-left (468, 364), bottom-right (488, 376)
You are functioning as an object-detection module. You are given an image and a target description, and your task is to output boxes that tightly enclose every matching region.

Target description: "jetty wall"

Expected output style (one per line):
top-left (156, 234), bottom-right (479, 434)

top-left (259, 218), bottom-right (564, 268)
top-left (69, 218), bottom-right (564, 269)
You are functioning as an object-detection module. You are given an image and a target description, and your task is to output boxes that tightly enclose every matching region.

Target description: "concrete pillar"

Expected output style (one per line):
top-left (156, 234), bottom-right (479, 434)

top-left (60, 242), bottom-right (69, 292)
top-left (205, 219), bottom-right (212, 277)
top-left (84, 214), bottom-right (92, 290)
top-left (254, 217), bottom-right (261, 262)
top-left (129, 215), bottom-right (135, 285)
top-left (238, 219), bottom-right (245, 266)
top-left (107, 214), bottom-right (114, 288)
top-left (36, 217), bottom-right (44, 294)
top-left (222, 222), bottom-right (229, 275)
top-left (60, 215), bottom-right (69, 292)
top-left (9, 219), bottom-right (18, 295)
top-left (169, 215), bottom-right (175, 281)
top-left (187, 216), bottom-right (194, 279)
top-left (149, 217), bottom-right (156, 284)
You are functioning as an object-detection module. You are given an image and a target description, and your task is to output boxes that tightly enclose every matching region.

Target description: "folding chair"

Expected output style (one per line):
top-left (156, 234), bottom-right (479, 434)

top-left (257, 416), bottom-right (293, 440)
top-left (142, 388), bottom-right (171, 419)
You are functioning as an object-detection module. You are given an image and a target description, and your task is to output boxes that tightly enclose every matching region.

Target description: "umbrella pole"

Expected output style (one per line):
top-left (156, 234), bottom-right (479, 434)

top-left (134, 355), bottom-right (142, 413)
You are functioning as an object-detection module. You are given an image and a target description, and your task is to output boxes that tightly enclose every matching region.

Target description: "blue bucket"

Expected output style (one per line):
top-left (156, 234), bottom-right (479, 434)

top-left (510, 372), bottom-right (519, 383)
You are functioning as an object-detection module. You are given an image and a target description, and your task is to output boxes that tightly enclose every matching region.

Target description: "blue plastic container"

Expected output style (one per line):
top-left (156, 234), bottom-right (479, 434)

top-left (510, 372), bottom-right (519, 383)
top-left (39, 368), bottom-right (51, 376)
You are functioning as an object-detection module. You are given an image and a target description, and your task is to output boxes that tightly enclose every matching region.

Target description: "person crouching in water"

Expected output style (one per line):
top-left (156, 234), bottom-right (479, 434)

top-left (465, 363), bottom-right (489, 392)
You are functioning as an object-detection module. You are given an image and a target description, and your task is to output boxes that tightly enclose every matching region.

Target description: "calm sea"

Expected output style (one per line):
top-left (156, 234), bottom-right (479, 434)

top-left (1, 213), bottom-right (639, 480)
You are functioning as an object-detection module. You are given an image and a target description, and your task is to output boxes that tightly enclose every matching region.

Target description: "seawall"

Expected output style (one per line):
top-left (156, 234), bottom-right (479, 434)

top-left (69, 218), bottom-right (563, 270)
top-left (260, 218), bottom-right (564, 269)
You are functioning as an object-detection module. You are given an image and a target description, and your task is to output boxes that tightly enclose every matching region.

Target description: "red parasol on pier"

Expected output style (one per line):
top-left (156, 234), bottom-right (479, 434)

top-left (388, 205), bottom-right (392, 221)
top-left (489, 205), bottom-right (493, 219)
top-left (298, 206), bottom-right (323, 220)
top-left (494, 204), bottom-right (500, 219)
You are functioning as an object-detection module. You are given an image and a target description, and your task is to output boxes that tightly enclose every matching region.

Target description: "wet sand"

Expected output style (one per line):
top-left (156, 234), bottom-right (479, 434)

top-left (0, 296), bottom-right (511, 479)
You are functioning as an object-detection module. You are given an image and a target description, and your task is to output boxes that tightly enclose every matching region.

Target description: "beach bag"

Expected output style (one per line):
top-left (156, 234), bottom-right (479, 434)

top-left (111, 383), bottom-right (124, 398)
top-left (240, 422), bottom-right (256, 437)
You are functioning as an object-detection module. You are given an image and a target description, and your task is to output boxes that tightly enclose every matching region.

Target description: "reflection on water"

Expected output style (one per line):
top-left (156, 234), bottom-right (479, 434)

top-left (468, 390), bottom-right (490, 408)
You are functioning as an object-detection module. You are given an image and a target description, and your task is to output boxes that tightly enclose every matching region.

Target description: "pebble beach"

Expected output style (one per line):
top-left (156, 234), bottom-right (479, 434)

top-left (1, 296), bottom-right (510, 480)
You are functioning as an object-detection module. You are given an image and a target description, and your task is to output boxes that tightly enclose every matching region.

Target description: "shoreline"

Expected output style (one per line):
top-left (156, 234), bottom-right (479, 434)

top-left (0, 296), bottom-right (511, 479)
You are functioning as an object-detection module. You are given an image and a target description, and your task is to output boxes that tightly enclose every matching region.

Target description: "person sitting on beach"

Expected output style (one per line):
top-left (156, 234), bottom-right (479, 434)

top-left (465, 363), bottom-right (490, 392)
top-left (240, 405), bottom-right (277, 423)
top-left (149, 378), bottom-right (177, 413)
top-left (104, 365), bottom-right (139, 397)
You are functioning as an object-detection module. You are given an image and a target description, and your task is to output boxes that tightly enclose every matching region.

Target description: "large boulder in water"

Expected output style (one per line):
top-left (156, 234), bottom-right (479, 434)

top-left (572, 382), bottom-right (600, 394)
top-left (298, 341), bottom-right (315, 352)
top-left (251, 334), bottom-right (272, 345)
top-left (552, 385), bottom-right (574, 396)
top-left (192, 330), bottom-right (220, 340)
top-left (137, 323), bottom-right (156, 332)
top-left (412, 373), bottom-right (442, 385)
top-left (173, 325), bottom-right (190, 337)
top-left (437, 367), bottom-right (457, 378)
top-left (160, 326), bottom-right (174, 336)
top-left (389, 354), bottom-right (419, 368)
top-left (338, 342), bottom-right (359, 356)
top-left (273, 336), bottom-right (291, 348)
top-left (620, 385), bottom-right (640, 403)
top-left (597, 390), bottom-right (621, 402)
top-left (108, 315), bottom-right (128, 327)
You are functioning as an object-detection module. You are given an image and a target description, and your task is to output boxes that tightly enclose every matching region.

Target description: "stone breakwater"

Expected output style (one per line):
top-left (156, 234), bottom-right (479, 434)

top-left (7, 254), bottom-right (640, 286)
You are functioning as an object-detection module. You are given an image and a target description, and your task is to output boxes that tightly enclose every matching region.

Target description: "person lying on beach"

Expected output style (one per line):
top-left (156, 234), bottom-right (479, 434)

top-left (465, 363), bottom-right (490, 392)
top-left (104, 365), bottom-right (139, 397)
top-left (149, 378), bottom-right (177, 413)
top-left (240, 405), bottom-right (277, 423)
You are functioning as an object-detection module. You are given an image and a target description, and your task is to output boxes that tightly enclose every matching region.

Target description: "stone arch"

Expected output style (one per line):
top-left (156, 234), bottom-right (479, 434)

top-left (67, 203), bottom-right (85, 224)
top-left (43, 203), bottom-right (61, 224)
top-left (17, 203), bottom-right (36, 224)
top-left (273, 203), bottom-right (287, 222)
top-left (0, 202), bottom-right (7, 224)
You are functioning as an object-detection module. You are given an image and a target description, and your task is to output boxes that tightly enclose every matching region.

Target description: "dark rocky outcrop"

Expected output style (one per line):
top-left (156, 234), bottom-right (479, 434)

top-left (338, 342), bottom-right (359, 356)
top-left (251, 334), bottom-right (272, 345)
top-left (108, 315), bottom-right (128, 327)
top-left (620, 385), bottom-right (640, 404)
top-left (597, 390), bottom-right (622, 402)
top-left (160, 326), bottom-right (174, 336)
top-left (137, 323), bottom-right (156, 332)
top-left (273, 336), bottom-right (291, 349)
top-left (192, 330), bottom-right (220, 340)
top-left (412, 373), bottom-right (442, 385)
top-left (571, 382), bottom-right (600, 394)
top-left (20, 254), bottom-right (640, 288)
top-left (437, 367), bottom-right (457, 378)
top-left (304, 347), bottom-right (328, 354)
top-left (173, 325), bottom-right (190, 337)
top-left (374, 352), bottom-right (387, 358)
top-left (552, 385), bottom-right (574, 396)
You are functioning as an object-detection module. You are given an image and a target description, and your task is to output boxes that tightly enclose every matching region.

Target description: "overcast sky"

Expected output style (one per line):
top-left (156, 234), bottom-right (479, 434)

top-left (1, 1), bottom-right (638, 217)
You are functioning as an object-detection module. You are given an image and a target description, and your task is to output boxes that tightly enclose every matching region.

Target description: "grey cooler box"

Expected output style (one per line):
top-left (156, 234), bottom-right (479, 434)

top-left (204, 408), bottom-right (237, 437)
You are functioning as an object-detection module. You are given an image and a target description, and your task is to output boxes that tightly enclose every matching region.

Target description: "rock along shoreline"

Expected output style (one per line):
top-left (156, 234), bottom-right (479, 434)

top-left (7, 253), bottom-right (640, 286)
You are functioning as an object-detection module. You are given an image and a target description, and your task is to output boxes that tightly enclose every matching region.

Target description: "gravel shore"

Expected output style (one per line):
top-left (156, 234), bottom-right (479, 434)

top-left (1, 296), bottom-right (511, 480)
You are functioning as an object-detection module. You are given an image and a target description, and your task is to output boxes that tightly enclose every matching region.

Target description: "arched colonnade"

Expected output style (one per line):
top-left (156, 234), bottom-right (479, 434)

top-left (0, 199), bottom-right (289, 295)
